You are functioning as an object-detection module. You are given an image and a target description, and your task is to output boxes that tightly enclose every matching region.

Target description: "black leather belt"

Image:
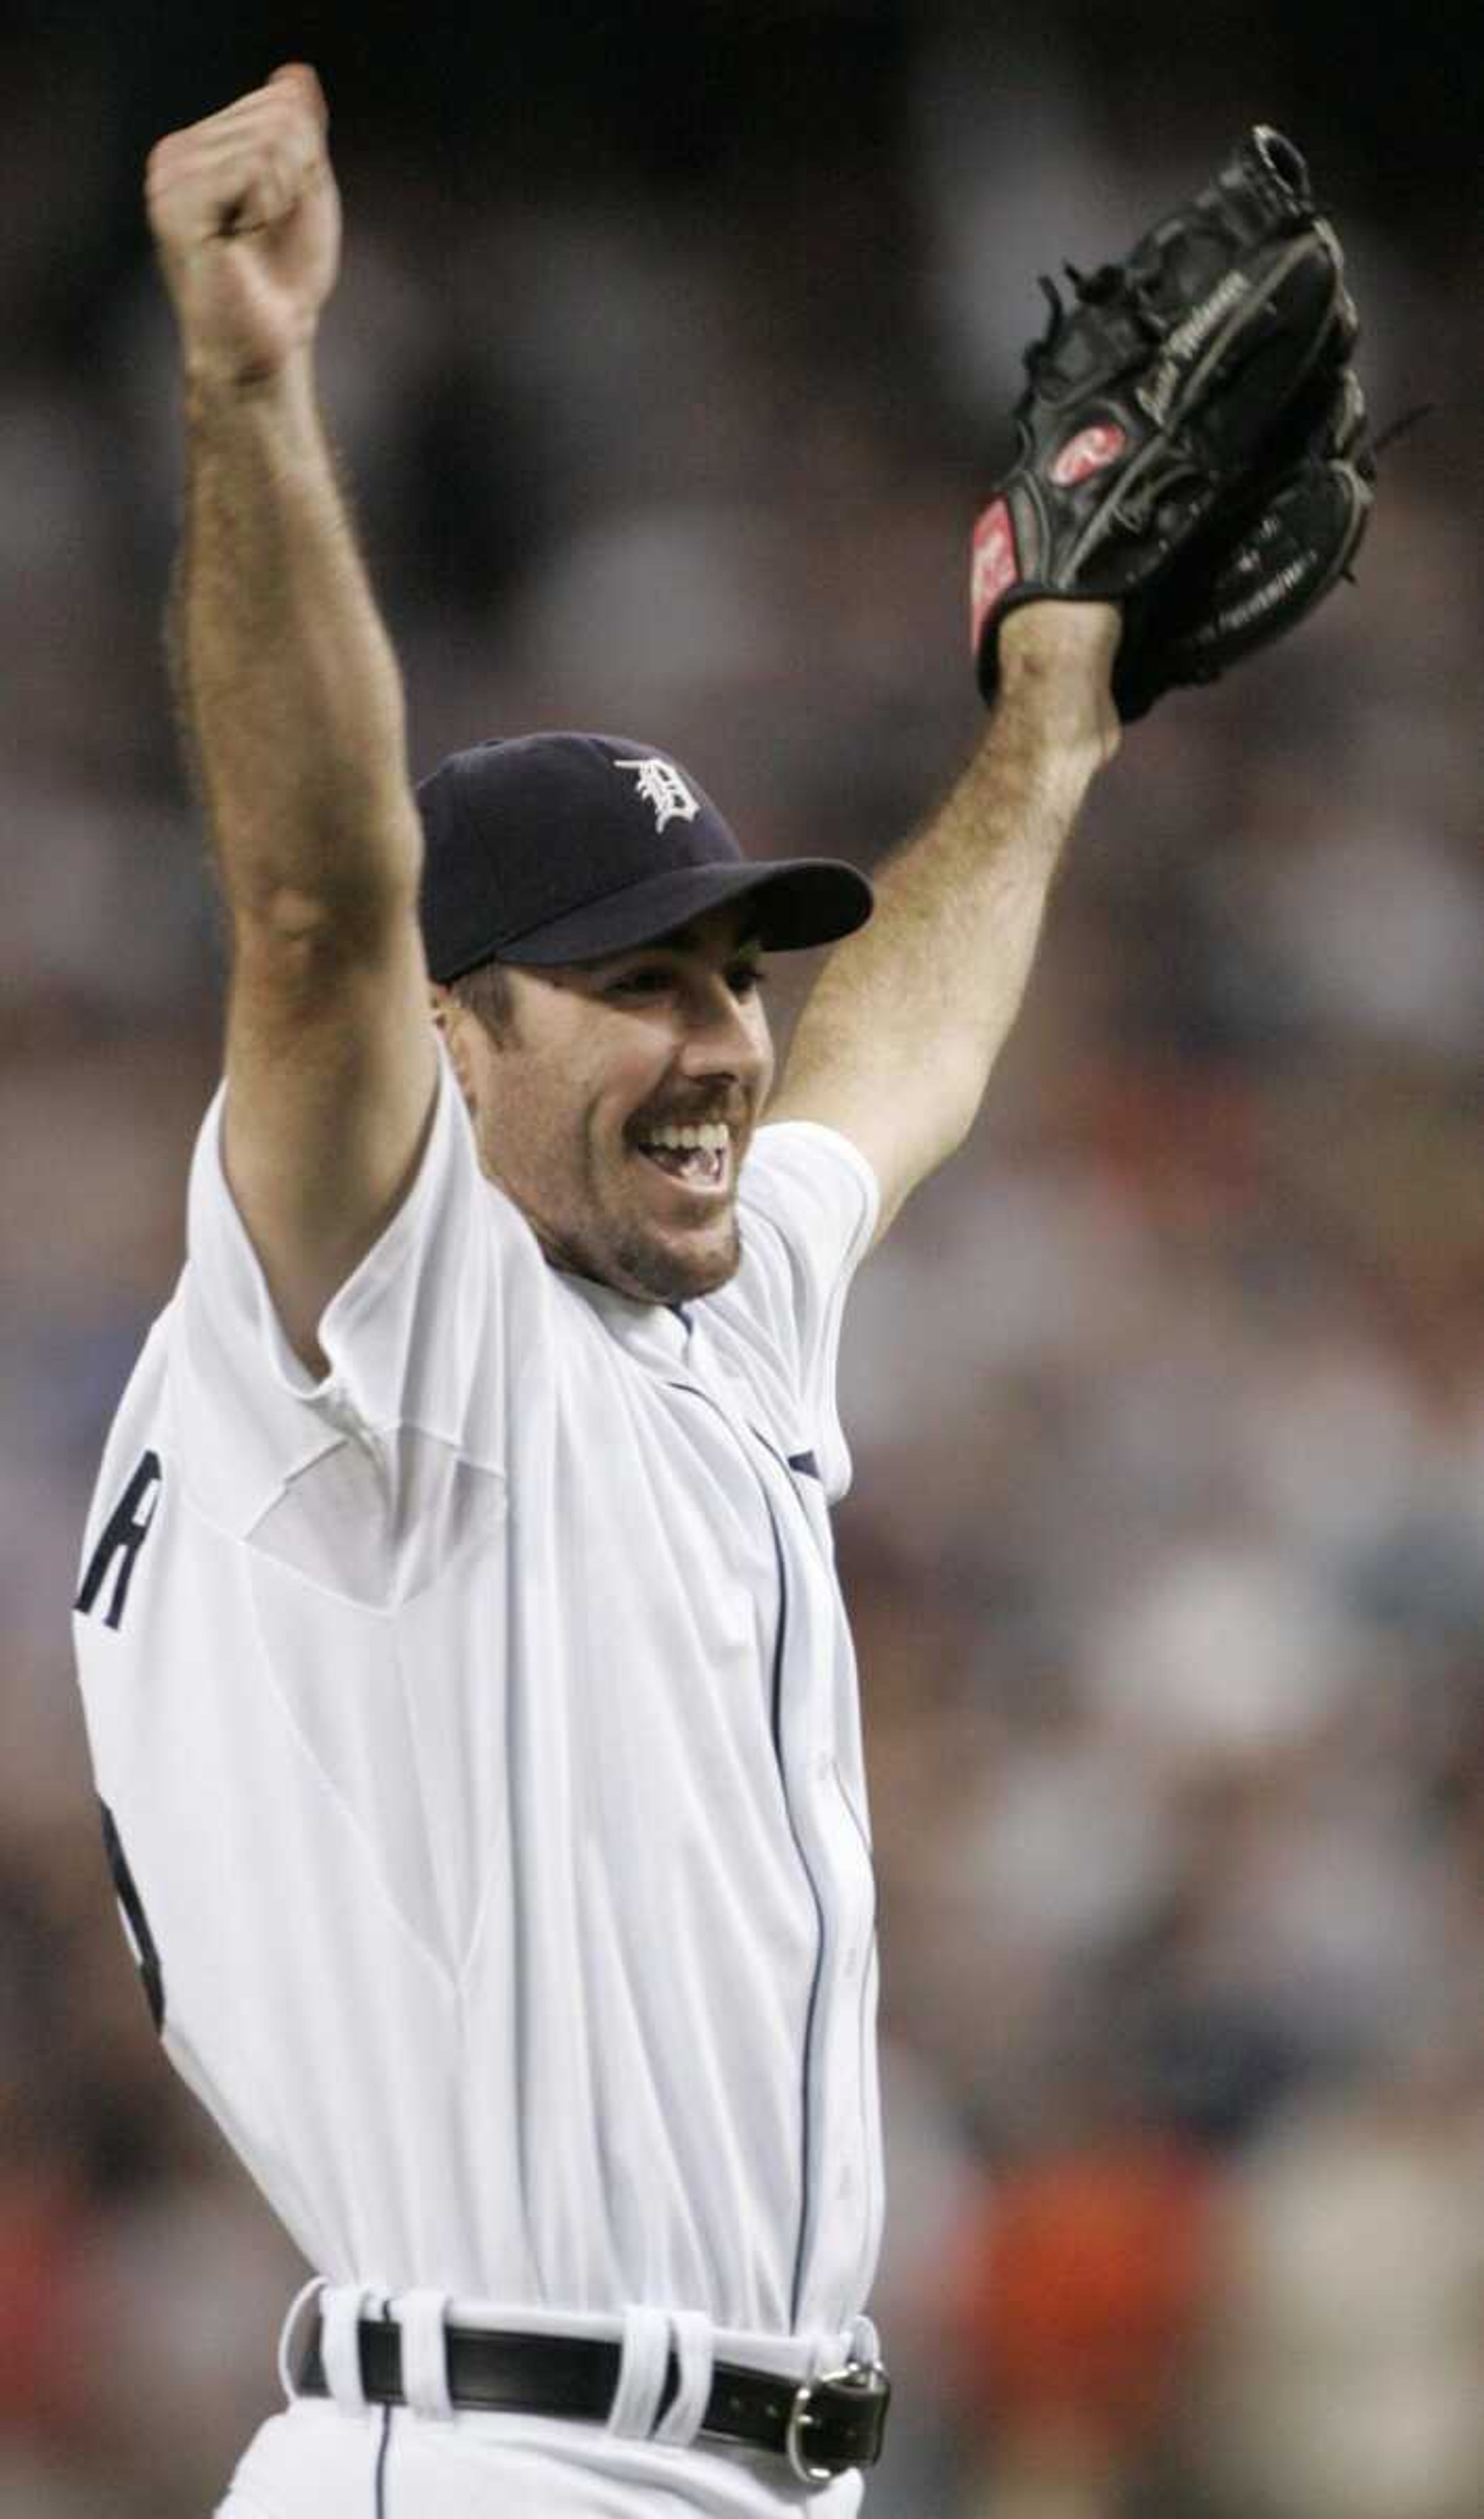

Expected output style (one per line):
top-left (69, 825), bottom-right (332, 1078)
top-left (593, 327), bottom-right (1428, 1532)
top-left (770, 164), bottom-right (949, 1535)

top-left (296, 2312), bottom-right (890, 2483)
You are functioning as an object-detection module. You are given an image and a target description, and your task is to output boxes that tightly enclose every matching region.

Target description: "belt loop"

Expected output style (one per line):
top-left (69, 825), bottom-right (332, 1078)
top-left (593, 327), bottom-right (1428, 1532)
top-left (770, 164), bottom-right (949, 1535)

top-left (605, 2304), bottom-right (671, 2441)
top-left (276, 2274), bottom-right (327, 2405)
top-left (652, 2308), bottom-right (714, 2447)
top-left (321, 2282), bottom-right (378, 2415)
top-left (848, 2312), bottom-right (881, 2368)
top-left (400, 2288), bottom-right (454, 2419)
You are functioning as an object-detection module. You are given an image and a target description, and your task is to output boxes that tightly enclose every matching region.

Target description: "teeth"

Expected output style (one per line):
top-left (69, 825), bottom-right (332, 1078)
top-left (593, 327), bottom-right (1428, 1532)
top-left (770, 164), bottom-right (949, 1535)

top-left (643, 1122), bottom-right (730, 1152)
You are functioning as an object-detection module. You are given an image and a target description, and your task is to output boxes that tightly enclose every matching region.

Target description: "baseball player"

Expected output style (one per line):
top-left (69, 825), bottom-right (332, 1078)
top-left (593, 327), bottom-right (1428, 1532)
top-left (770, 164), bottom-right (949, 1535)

top-left (72, 60), bottom-right (1366, 2519)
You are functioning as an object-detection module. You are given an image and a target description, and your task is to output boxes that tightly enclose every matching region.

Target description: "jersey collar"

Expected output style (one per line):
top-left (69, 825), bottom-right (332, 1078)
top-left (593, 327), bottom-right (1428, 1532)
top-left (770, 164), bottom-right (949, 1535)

top-left (556, 1270), bottom-right (694, 1367)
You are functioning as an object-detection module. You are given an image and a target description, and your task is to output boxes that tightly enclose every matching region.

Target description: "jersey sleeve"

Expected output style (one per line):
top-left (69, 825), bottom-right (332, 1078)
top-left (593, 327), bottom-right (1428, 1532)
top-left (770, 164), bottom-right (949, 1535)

top-left (171, 1047), bottom-right (519, 1544)
top-left (727, 1119), bottom-right (881, 1504)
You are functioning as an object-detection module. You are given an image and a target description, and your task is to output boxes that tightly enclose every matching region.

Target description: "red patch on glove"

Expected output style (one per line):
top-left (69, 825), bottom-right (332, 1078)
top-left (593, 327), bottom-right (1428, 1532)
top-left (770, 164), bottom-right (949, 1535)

top-left (1049, 422), bottom-right (1128, 487)
top-left (970, 499), bottom-right (1020, 651)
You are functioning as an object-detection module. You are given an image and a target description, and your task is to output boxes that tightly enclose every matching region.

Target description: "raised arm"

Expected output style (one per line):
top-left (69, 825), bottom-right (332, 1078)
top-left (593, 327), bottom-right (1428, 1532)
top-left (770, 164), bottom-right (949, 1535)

top-left (768, 123), bottom-right (1368, 1244)
top-left (767, 606), bottom-right (1120, 1242)
top-left (149, 64), bottom-right (436, 1371)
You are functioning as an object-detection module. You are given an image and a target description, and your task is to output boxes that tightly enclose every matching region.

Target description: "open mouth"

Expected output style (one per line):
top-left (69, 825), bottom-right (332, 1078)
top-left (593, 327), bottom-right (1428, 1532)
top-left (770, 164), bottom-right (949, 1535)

top-left (632, 1122), bottom-right (734, 1198)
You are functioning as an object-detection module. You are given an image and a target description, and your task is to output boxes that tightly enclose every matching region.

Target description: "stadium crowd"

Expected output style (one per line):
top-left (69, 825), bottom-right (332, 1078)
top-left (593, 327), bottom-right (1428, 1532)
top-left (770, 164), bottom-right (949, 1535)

top-left (2, 6), bottom-right (1479, 2514)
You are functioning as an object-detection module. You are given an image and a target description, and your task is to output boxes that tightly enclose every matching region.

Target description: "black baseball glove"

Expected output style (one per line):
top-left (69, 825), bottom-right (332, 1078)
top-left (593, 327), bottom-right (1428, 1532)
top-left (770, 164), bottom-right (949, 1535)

top-left (1112, 318), bottom-right (1375, 718)
top-left (972, 126), bottom-right (1368, 713)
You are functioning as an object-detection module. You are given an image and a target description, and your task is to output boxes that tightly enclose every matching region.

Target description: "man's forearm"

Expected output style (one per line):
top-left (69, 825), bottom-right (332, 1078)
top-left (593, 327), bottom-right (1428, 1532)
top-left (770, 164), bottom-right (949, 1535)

top-left (175, 351), bottom-right (419, 925)
top-left (778, 609), bottom-right (1119, 1173)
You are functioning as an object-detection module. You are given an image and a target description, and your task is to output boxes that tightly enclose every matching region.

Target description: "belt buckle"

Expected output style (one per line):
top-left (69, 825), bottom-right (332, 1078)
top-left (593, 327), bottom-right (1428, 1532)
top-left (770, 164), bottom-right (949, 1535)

top-left (785, 2357), bottom-right (891, 2484)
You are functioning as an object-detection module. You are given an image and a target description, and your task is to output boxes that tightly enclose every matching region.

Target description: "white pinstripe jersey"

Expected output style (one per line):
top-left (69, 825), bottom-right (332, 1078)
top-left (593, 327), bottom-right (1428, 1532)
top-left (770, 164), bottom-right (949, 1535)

top-left (73, 1050), bottom-right (883, 2351)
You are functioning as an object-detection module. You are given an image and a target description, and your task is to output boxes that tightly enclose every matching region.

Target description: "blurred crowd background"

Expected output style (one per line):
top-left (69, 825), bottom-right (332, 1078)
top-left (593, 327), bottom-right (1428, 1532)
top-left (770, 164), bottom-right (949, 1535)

top-left (3, 2), bottom-right (1480, 2514)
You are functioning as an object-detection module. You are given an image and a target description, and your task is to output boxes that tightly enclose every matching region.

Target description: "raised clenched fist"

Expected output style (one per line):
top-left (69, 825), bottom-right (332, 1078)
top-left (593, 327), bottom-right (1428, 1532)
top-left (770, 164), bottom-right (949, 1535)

top-left (145, 63), bottom-right (341, 389)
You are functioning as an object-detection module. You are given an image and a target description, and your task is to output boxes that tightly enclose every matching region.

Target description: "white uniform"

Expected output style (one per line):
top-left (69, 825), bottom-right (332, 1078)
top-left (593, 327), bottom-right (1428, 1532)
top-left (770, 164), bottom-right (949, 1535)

top-left (73, 1048), bottom-right (884, 2515)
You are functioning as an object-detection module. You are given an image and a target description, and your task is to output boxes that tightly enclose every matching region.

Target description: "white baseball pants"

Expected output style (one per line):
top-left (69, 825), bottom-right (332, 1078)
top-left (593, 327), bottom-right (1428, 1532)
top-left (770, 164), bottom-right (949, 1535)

top-left (215, 2395), bottom-right (866, 2516)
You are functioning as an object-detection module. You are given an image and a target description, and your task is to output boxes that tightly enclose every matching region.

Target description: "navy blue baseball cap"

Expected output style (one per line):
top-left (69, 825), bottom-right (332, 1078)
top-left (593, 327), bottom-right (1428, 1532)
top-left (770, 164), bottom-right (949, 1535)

top-left (416, 731), bottom-right (873, 983)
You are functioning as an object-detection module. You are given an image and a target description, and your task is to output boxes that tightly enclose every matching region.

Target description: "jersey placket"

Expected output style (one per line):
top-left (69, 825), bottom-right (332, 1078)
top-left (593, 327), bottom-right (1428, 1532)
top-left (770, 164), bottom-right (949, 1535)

top-left (665, 1357), bottom-right (875, 2335)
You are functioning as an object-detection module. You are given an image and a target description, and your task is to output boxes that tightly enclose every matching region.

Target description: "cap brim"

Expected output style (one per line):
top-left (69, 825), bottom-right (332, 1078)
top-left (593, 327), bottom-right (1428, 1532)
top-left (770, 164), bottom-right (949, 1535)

top-left (495, 857), bottom-right (873, 966)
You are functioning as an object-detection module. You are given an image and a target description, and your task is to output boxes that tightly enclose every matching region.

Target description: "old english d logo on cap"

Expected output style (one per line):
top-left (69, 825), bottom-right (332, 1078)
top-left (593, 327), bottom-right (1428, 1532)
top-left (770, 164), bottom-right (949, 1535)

top-left (613, 756), bottom-right (701, 832)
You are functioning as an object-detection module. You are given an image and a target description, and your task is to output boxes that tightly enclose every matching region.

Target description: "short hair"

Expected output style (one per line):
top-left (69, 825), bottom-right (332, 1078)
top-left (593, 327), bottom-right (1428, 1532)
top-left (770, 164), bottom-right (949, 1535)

top-left (447, 958), bottom-right (518, 1044)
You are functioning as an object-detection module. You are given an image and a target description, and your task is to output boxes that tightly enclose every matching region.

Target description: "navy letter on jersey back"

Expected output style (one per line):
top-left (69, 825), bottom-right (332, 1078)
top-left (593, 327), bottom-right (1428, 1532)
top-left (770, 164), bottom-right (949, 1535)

top-left (76, 1451), bottom-right (162, 1632)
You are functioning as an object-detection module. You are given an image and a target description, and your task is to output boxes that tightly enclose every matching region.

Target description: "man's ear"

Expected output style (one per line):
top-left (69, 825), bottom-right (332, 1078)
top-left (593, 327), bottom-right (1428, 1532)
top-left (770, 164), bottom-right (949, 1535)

top-left (429, 985), bottom-right (475, 1107)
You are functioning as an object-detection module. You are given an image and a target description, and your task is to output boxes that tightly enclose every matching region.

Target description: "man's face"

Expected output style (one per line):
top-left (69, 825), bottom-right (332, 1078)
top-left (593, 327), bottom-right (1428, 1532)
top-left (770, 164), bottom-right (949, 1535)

top-left (437, 902), bottom-right (776, 1304)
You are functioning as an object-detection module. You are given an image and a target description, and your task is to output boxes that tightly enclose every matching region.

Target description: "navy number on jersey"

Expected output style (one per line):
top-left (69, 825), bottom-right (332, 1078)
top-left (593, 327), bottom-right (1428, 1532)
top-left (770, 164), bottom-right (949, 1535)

top-left (99, 1799), bottom-right (165, 2032)
top-left (76, 1450), bottom-right (162, 1632)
